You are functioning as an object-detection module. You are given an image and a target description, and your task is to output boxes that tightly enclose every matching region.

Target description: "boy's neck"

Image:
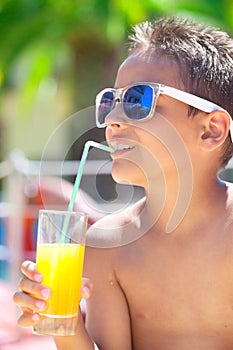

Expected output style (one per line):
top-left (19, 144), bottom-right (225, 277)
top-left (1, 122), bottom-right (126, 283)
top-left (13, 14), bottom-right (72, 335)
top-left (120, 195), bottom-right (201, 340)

top-left (143, 169), bottom-right (228, 235)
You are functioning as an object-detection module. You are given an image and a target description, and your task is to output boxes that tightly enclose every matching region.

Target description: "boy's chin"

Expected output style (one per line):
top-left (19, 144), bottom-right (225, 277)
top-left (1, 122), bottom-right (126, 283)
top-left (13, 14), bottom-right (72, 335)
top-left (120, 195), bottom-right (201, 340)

top-left (111, 159), bottom-right (146, 187)
top-left (111, 172), bottom-right (143, 188)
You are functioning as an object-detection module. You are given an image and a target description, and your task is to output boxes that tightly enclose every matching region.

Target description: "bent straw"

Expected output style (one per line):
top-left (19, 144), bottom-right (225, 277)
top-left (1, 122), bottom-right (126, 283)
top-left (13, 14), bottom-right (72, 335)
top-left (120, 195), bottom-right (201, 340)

top-left (60, 141), bottom-right (115, 242)
top-left (68, 141), bottom-right (115, 212)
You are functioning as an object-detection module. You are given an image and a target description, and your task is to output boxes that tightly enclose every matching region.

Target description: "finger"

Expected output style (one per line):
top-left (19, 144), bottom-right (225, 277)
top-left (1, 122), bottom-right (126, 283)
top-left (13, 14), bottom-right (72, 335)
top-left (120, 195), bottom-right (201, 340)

top-left (19, 277), bottom-right (51, 300)
top-left (17, 310), bottom-right (41, 328)
top-left (81, 277), bottom-right (93, 299)
top-left (21, 260), bottom-right (43, 282)
top-left (13, 291), bottom-right (47, 313)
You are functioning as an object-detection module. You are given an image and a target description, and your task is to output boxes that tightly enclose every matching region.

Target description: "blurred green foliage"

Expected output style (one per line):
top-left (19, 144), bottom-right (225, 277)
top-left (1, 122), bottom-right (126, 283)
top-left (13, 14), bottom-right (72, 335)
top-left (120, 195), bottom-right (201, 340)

top-left (0, 0), bottom-right (232, 115)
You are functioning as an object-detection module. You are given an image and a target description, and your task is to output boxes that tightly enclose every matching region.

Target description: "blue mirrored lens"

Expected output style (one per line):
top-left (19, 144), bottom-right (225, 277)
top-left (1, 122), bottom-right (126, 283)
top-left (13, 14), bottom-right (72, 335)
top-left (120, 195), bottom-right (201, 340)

top-left (98, 91), bottom-right (114, 125)
top-left (123, 85), bottom-right (153, 120)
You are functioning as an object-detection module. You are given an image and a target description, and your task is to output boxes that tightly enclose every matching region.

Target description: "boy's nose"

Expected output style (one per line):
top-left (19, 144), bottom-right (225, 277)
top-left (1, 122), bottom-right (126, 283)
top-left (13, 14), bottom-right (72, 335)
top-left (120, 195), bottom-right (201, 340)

top-left (105, 101), bottom-right (127, 128)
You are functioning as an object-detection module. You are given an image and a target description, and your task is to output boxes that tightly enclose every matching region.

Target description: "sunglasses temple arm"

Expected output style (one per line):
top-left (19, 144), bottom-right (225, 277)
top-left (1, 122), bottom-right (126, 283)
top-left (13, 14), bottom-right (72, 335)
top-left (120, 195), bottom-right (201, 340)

top-left (162, 86), bottom-right (233, 142)
top-left (162, 86), bottom-right (220, 113)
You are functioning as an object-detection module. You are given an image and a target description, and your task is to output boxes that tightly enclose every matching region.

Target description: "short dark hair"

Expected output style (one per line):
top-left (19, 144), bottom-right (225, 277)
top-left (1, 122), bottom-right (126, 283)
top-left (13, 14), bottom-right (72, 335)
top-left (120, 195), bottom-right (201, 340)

top-left (128, 16), bottom-right (233, 167)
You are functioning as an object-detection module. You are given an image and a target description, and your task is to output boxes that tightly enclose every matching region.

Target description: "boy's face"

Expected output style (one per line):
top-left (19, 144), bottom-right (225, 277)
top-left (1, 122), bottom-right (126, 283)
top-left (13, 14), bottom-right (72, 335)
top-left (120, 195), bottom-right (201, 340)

top-left (105, 54), bottom-right (198, 188)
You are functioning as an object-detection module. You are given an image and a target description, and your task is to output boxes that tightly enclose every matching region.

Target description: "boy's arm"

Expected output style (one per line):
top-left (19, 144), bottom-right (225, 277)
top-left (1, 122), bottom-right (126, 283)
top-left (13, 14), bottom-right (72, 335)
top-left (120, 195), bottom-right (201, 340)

top-left (54, 314), bottom-right (101, 349)
top-left (54, 316), bottom-right (96, 349)
top-left (84, 245), bottom-right (132, 350)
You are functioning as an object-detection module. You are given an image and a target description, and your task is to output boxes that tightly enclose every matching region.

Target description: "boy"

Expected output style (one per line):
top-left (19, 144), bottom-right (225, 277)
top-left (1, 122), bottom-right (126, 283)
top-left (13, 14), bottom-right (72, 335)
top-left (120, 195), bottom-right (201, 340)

top-left (14, 16), bottom-right (233, 349)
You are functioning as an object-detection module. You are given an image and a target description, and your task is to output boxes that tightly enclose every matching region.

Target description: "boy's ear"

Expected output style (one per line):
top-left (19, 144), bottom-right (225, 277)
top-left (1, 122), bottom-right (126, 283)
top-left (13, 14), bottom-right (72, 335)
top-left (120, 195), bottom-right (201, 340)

top-left (199, 111), bottom-right (231, 151)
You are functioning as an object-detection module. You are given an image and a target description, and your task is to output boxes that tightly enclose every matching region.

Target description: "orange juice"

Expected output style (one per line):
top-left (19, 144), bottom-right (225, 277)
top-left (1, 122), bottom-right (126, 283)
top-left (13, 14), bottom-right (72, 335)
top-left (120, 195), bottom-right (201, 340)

top-left (36, 243), bottom-right (85, 317)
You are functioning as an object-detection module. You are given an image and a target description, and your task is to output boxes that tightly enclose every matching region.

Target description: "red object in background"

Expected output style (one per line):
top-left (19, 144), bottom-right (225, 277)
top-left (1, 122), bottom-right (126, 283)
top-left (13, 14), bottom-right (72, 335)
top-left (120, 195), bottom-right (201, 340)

top-left (23, 214), bottom-right (37, 259)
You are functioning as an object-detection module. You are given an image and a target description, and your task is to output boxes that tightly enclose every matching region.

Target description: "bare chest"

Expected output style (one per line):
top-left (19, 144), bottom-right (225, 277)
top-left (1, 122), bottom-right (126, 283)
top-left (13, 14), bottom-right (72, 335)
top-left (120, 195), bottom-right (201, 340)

top-left (116, 233), bottom-right (233, 349)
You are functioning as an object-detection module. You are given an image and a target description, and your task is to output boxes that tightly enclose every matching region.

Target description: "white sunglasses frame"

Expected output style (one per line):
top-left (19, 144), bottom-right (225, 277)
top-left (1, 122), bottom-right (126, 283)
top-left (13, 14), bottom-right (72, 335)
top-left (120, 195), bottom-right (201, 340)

top-left (95, 82), bottom-right (233, 142)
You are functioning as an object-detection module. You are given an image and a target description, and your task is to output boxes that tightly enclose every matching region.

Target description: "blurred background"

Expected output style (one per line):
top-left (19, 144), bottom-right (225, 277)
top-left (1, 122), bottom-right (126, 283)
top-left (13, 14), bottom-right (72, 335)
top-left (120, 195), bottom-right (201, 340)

top-left (0, 0), bottom-right (232, 348)
top-left (1, 0), bottom-right (233, 160)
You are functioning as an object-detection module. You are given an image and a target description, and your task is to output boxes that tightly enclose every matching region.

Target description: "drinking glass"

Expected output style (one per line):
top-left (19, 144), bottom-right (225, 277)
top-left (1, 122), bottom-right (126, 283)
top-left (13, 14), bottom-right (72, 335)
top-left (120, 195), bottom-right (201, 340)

top-left (33, 209), bottom-right (88, 336)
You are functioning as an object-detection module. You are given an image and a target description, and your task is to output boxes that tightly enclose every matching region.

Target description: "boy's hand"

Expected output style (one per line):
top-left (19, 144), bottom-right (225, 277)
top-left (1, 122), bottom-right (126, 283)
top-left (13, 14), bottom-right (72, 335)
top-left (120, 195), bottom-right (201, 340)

top-left (13, 260), bottom-right (93, 328)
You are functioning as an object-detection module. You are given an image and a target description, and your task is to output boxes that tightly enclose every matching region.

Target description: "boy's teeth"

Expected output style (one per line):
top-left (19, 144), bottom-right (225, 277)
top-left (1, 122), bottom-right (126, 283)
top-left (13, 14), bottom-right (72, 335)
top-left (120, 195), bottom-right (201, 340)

top-left (114, 143), bottom-right (133, 150)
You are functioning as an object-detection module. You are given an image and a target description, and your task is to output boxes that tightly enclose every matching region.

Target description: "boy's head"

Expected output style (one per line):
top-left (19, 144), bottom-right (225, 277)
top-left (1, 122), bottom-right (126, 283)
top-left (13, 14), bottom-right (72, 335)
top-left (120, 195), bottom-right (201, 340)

top-left (128, 16), bottom-right (233, 167)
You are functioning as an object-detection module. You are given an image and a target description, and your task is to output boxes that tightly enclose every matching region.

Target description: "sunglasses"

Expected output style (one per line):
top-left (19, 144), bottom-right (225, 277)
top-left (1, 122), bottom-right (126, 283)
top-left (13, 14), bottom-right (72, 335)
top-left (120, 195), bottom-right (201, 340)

top-left (95, 82), bottom-right (233, 142)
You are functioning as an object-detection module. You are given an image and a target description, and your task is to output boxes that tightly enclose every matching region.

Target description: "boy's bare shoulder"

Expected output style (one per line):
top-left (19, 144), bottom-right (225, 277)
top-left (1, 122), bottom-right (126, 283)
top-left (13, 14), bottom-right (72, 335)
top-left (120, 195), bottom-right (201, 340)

top-left (86, 196), bottom-right (146, 249)
top-left (227, 181), bottom-right (233, 198)
top-left (226, 182), bottom-right (233, 225)
top-left (226, 181), bottom-right (233, 211)
top-left (83, 198), bottom-right (147, 283)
